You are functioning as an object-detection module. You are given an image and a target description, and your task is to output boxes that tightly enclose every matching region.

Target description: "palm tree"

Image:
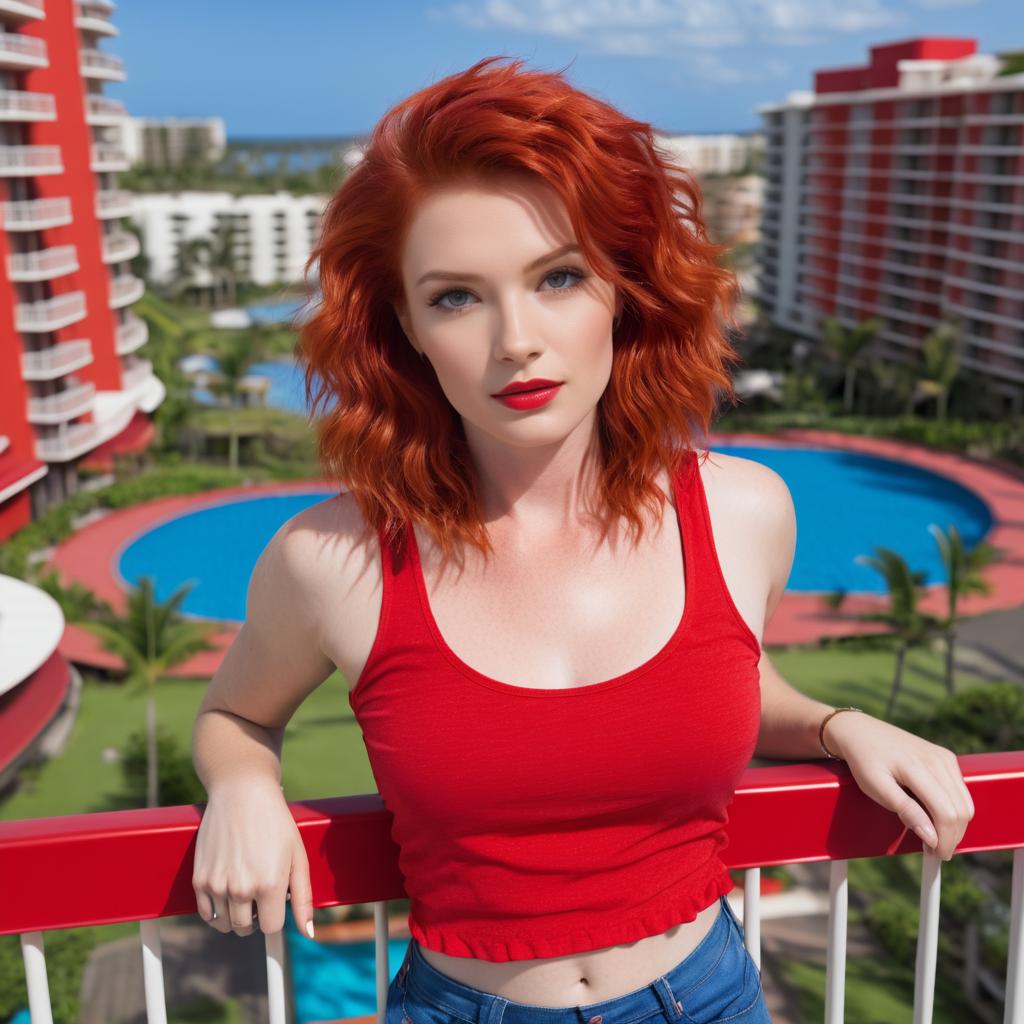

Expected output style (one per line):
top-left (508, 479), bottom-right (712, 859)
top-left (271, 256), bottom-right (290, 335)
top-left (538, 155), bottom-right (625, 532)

top-left (207, 330), bottom-right (272, 469)
top-left (207, 218), bottom-right (239, 307)
top-left (912, 317), bottom-right (964, 421)
top-left (78, 577), bottom-right (217, 808)
top-left (928, 524), bottom-right (998, 696)
top-left (822, 316), bottom-right (882, 415)
top-left (168, 235), bottom-right (214, 306)
top-left (854, 547), bottom-right (943, 720)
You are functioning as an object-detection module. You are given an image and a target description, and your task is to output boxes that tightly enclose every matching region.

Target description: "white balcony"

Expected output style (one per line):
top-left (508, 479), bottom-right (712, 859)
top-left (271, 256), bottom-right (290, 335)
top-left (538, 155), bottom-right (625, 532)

top-left (34, 420), bottom-right (103, 462)
top-left (95, 189), bottom-right (132, 219)
top-left (7, 245), bottom-right (79, 282)
top-left (2, 196), bottom-right (72, 231)
top-left (0, 30), bottom-right (46, 68)
top-left (16, 292), bottom-right (87, 333)
top-left (101, 230), bottom-right (139, 264)
top-left (121, 357), bottom-right (152, 392)
top-left (79, 47), bottom-right (124, 80)
top-left (84, 94), bottom-right (127, 124)
top-left (75, 4), bottom-right (118, 35)
top-left (0, 144), bottom-right (62, 176)
top-left (115, 312), bottom-right (148, 355)
top-left (21, 339), bottom-right (94, 381)
top-left (108, 274), bottom-right (144, 308)
top-left (0, 89), bottom-right (55, 121)
top-left (0, 0), bottom-right (44, 19)
top-left (27, 381), bottom-right (96, 425)
top-left (90, 141), bottom-right (129, 172)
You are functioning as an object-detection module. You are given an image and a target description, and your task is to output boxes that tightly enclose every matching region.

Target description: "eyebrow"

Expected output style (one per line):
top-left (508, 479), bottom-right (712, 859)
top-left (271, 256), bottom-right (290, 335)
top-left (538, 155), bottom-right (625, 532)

top-left (415, 243), bottom-right (582, 287)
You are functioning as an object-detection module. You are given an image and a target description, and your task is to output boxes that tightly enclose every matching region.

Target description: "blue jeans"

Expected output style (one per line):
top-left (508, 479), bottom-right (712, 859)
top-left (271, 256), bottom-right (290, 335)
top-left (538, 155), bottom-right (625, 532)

top-left (386, 894), bottom-right (771, 1023)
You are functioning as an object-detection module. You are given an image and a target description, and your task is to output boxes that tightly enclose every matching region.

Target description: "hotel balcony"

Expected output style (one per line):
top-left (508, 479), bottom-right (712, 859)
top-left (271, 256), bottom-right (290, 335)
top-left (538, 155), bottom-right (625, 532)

top-left (21, 339), bottom-right (93, 381)
top-left (102, 229), bottom-right (140, 264)
top-left (7, 244), bottom-right (79, 282)
top-left (15, 291), bottom-right (87, 333)
top-left (108, 273), bottom-right (145, 308)
top-left (84, 94), bottom-right (127, 125)
top-left (0, 144), bottom-right (62, 176)
top-left (75, 3), bottom-right (118, 36)
top-left (0, 30), bottom-right (46, 68)
top-left (0, 753), bottom-right (1020, 1024)
top-left (90, 141), bottom-right (129, 172)
top-left (95, 188), bottom-right (133, 219)
top-left (33, 420), bottom-right (102, 462)
top-left (0, 88), bottom-right (55, 122)
top-left (0, 0), bottom-right (44, 19)
top-left (2, 196), bottom-right (72, 231)
top-left (115, 312), bottom-right (149, 355)
top-left (120, 357), bottom-right (152, 392)
top-left (79, 47), bottom-right (124, 81)
top-left (26, 381), bottom-right (96, 425)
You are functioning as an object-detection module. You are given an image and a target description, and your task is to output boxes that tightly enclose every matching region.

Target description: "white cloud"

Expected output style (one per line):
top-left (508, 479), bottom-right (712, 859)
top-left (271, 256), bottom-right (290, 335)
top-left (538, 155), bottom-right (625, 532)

top-left (427, 0), bottom-right (908, 53)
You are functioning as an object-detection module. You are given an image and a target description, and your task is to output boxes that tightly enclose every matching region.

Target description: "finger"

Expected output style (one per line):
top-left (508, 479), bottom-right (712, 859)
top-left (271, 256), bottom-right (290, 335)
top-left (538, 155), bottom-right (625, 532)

top-left (936, 754), bottom-right (974, 849)
top-left (289, 839), bottom-right (315, 940)
top-left (208, 891), bottom-right (232, 934)
top-left (895, 761), bottom-right (960, 859)
top-left (227, 890), bottom-right (258, 936)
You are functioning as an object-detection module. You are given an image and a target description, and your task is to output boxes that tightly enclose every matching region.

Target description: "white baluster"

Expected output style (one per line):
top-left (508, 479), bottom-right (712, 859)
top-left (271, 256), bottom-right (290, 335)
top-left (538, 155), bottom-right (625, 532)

top-left (19, 932), bottom-right (54, 1024)
top-left (1005, 847), bottom-right (1023, 1024)
top-left (914, 851), bottom-right (942, 1024)
top-left (742, 867), bottom-right (761, 968)
top-left (139, 919), bottom-right (168, 1024)
top-left (374, 901), bottom-right (391, 1024)
top-left (266, 927), bottom-right (288, 1024)
top-left (825, 859), bottom-right (849, 1024)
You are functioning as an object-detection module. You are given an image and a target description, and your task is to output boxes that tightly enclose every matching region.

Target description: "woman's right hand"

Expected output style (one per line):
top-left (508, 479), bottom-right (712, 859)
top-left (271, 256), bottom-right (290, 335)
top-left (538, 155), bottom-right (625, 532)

top-left (192, 777), bottom-right (315, 940)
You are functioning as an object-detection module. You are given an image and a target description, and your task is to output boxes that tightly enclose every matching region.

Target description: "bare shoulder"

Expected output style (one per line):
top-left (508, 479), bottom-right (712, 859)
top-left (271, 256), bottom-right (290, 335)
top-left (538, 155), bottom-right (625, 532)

top-left (695, 448), bottom-right (794, 519)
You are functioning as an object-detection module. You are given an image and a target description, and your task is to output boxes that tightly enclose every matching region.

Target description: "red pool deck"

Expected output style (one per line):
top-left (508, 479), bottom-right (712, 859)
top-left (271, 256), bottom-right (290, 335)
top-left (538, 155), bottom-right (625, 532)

top-left (45, 430), bottom-right (1024, 678)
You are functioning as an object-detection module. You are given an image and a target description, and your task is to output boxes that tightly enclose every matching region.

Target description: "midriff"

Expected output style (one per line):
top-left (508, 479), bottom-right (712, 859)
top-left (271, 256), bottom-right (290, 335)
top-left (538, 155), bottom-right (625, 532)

top-left (417, 899), bottom-right (723, 1007)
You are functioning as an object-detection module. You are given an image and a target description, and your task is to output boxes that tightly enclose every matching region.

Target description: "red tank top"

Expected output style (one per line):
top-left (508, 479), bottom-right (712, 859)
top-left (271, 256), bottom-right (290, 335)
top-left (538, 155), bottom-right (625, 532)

top-left (348, 448), bottom-right (762, 962)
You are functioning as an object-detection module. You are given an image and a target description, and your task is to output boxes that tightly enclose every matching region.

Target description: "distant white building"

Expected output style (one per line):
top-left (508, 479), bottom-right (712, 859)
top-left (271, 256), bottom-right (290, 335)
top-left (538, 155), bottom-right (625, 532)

top-left (654, 132), bottom-right (763, 176)
top-left (120, 116), bottom-right (228, 167)
top-left (128, 191), bottom-right (327, 286)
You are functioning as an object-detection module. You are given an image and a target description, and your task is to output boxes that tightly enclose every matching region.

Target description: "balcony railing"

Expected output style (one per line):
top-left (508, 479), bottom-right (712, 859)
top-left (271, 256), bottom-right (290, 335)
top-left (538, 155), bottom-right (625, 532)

top-left (79, 47), bottom-right (124, 80)
top-left (7, 244), bottom-right (79, 282)
top-left (115, 313), bottom-right (148, 355)
top-left (102, 229), bottom-right (140, 264)
top-left (0, 0), bottom-right (45, 18)
top-left (0, 143), bottom-right (62, 176)
top-left (108, 273), bottom-right (144, 308)
top-left (121, 357), bottom-right (152, 391)
top-left (26, 381), bottom-right (96, 424)
top-left (0, 753), bottom-right (1020, 1024)
top-left (21, 339), bottom-right (93, 381)
top-left (0, 88), bottom-right (55, 121)
top-left (84, 94), bottom-right (127, 123)
top-left (33, 420), bottom-right (102, 462)
top-left (95, 188), bottom-right (133, 219)
top-left (0, 30), bottom-right (46, 67)
top-left (15, 291), bottom-right (87, 333)
top-left (2, 196), bottom-right (72, 231)
top-left (90, 141), bottom-right (129, 171)
top-left (75, 3), bottom-right (118, 35)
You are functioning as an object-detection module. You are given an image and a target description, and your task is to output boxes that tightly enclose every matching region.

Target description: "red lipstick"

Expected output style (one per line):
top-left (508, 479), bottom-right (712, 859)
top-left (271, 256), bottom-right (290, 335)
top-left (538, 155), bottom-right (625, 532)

top-left (491, 378), bottom-right (563, 411)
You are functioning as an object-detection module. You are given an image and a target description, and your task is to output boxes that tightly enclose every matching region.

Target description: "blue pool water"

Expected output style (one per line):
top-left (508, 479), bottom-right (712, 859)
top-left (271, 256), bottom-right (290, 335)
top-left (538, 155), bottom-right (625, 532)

top-left (189, 358), bottom-right (329, 416)
top-left (247, 297), bottom-right (311, 324)
top-left (116, 446), bottom-right (993, 621)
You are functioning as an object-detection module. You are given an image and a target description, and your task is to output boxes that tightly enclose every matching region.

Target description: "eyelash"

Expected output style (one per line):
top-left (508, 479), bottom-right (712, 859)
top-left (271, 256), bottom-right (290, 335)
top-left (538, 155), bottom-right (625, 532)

top-left (426, 266), bottom-right (587, 315)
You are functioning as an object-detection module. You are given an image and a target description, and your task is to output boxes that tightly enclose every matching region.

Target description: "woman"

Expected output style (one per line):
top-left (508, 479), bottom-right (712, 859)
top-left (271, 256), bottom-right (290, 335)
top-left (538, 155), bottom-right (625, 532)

top-left (191, 56), bottom-right (973, 1024)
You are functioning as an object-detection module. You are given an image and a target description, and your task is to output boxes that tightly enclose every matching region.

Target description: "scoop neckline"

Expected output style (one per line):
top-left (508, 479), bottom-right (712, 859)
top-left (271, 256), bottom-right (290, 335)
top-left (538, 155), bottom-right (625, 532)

top-left (405, 451), bottom-right (696, 698)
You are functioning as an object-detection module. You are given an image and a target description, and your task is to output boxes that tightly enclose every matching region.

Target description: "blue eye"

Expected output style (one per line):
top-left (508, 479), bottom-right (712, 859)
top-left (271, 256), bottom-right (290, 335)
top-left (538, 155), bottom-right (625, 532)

top-left (426, 266), bottom-right (586, 315)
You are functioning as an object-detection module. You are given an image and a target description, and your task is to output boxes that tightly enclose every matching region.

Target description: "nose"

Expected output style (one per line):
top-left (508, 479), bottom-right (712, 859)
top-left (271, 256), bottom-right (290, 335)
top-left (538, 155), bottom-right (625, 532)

top-left (492, 299), bottom-right (543, 364)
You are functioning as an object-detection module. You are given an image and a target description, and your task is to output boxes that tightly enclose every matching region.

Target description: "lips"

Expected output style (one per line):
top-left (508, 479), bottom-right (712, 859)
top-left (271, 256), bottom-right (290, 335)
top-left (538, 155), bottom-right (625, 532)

top-left (492, 378), bottom-right (562, 397)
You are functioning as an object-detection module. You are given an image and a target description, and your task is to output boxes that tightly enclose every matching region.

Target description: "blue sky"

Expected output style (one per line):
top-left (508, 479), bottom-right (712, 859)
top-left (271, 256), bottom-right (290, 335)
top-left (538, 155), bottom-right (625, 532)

top-left (107, 1), bottom-right (1021, 138)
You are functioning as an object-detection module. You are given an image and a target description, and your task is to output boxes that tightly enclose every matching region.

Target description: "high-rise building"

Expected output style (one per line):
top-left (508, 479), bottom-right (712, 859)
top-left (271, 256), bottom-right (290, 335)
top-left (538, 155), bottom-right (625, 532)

top-left (0, 0), bottom-right (161, 542)
top-left (120, 115), bottom-right (227, 168)
top-left (756, 38), bottom-right (1024, 415)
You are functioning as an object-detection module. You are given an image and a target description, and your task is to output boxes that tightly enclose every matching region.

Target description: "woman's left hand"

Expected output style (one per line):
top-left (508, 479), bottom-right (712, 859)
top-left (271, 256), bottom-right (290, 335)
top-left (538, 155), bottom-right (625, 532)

top-left (824, 711), bottom-right (975, 861)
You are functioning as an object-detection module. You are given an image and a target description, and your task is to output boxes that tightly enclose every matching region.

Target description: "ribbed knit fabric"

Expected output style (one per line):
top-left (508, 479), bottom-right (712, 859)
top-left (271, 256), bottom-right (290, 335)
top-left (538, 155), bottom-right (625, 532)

top-left (348, 447), bottom-right (762, 962)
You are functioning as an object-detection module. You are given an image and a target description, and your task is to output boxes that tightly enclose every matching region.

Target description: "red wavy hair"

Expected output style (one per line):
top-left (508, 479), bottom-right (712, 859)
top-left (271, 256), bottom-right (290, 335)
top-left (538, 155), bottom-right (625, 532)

top-left (298, 55), bottom-right (746, 564)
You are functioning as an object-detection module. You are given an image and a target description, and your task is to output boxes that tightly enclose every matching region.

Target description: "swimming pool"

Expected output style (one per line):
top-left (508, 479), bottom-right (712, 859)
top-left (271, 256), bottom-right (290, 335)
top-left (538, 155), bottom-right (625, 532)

top-left (115, 446), bottom-right (993, 619)
top-left (188, 358), bottom-right (329, 416)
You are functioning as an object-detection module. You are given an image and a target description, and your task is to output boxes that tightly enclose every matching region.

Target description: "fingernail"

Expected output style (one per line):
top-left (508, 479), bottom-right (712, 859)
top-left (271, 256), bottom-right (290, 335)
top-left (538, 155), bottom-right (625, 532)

top-left (306, 920), bottom-right (315, 939)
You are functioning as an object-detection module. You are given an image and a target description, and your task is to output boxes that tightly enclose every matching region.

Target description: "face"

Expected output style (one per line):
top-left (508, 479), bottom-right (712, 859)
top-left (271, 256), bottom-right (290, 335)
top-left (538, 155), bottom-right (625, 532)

top-left (393, 174), bottom-right (620, 454)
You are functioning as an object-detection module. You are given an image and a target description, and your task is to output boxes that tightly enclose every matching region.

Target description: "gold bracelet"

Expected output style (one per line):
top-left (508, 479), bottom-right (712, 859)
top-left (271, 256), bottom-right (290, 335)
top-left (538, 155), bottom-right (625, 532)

top-left (819, 706), bottom-right (865, 760)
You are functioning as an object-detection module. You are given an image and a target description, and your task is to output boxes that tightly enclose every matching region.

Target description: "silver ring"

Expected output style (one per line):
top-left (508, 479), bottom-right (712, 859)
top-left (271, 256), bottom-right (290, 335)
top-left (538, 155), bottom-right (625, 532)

top-left (211, 911), bottom-right (218, 920)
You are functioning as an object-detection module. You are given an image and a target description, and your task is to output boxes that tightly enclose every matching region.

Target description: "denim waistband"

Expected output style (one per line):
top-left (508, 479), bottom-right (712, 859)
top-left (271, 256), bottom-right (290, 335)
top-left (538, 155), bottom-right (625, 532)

top-left (401, 894), bottom-right (743, 1024)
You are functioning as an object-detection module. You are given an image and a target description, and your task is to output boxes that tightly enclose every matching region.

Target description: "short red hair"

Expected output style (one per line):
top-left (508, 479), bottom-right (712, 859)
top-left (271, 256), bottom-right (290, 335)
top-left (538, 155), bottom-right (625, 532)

top-left (298, 55), bottom-right (745, 563)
